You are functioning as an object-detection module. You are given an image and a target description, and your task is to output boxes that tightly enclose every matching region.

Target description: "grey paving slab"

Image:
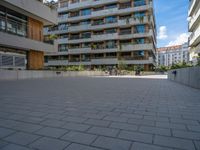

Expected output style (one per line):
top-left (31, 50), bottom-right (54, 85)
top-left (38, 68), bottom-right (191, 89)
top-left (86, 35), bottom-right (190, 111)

top-left (118, 130), bottom-right (153, 143)
top-left (92, 136), bottom-right (131, 150)
top-left (0, 127), bottom-right (16, 138)
top-left (0, 76), bottom-right (200, 150)
top-left (139, 126), bottom-right (171, 136)
top-left (62, 122), bottom-right (90, 131)
top-left (0, 140), bottom-right (8, 149)
top-left (40, 119), bottom-right (66, 127)
top-left (109, 122), bottom-right (138, 131)
top-left (35, 127), bottom-right (68, 138)
top-left (87, 126), bottom-right (119, 137)
top-left (61, 131), bottom-right (97, 145)
top-left (65, 143), bottom-right (103, 150)
top-left (131, 142), bottom-right (173, 150)
top-left (154, 135), bottom-right (196, 150)
top-left (3, 132), bottom-right (40, 146)
top-left (0, 144), bottom-right (31, 150)
top-left (84, 118), bottom-right (111, 127)
top-left (30, 137), bottom-right (70, 150)
top-left (172, 130), bottom-right (200, 140)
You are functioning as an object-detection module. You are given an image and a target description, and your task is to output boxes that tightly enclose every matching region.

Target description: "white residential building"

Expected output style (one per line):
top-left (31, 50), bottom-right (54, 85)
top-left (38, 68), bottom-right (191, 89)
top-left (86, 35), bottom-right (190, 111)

top-left (44, 0), bottom-right (156, 71)
top-left (188, 0), bottom-right (200, 63)
top-left (157, 43), bottom-right (189, 67)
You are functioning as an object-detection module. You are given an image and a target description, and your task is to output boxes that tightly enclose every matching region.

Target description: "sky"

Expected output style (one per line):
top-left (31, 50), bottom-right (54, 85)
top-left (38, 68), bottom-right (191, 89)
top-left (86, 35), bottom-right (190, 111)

top-left (154, 0), bottom-right (189, 48)
top-left (48, 0), bottom-right (189, 48)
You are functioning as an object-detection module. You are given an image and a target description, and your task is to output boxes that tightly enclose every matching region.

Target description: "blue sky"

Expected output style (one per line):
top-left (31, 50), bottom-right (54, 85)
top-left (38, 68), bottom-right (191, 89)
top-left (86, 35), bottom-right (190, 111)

top-left (154, 0), bottom-right (189, 47)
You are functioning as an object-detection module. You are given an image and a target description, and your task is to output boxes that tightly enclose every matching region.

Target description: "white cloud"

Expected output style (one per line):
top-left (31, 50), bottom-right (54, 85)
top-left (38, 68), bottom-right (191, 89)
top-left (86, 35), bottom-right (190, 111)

top-left (157, 26), bottom-right (168, 40)
top-left (167, 33), bottom-right (189, 46)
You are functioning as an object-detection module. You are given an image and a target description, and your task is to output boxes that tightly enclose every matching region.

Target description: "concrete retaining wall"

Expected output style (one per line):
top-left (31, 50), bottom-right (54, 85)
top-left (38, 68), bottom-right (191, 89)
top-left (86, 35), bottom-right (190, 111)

top-left (168, 67), bottom-right (200, 89)
top-left (0, 70), bottom-right (107, 80)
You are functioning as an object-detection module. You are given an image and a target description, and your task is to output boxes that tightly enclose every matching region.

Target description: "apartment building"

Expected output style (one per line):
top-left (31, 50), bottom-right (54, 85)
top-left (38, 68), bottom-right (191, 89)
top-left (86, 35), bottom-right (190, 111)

top-left (188, 0), bottom-right (200, 63)
top-left (0, 0), bottom-right (57, 70)
top-left (157, 43), bottom-right (189, 67)
top-left (44, 0), bottom-right (156, 71)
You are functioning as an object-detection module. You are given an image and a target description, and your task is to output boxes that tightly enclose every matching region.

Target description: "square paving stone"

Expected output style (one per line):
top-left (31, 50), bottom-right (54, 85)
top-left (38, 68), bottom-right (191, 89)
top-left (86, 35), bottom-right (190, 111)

top-left (154, 135), bottom-right (195, 150)
top-left (30, 137), bottom-right (70, 150)
top-left (131, 142), bottom-right (173, 150)
top-left (88, 126), bottom-right (119, 137)
top-left (118, 130), bottom-right (153, 143)
top-left (0, 140), bottom-right (8, 149)
top-left (61, 131), bottom-right (97, 145)
top-left (35, 127), bottom-right (68, 138)
top-left (92, 136), bottom-right (131, 150)
top-left (65, 143), bottom-right (103, 150)
top-left (4, 132), bottom-right (40, 146)
top-left (62, 122), bottom-right (90, 131)
top-left (1, 144), bottom-right (32, 150)
top-left (0, 127), bottom-right (16, 138)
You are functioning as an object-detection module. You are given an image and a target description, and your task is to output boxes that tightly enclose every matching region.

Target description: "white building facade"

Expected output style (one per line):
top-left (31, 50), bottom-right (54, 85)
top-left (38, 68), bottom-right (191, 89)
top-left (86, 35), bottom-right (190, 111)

top-left (188, 0), bottom-right (200, 63)
top-left (157, 43), bottom-right (189, 67)
top-left (44, 0), bottom-right (156, 71)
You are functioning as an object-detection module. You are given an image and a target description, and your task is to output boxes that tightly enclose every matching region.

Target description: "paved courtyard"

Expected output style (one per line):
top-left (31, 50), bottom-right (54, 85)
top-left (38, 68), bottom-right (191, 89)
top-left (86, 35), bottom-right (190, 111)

top-left (0, 76), bottom-right (200, 150)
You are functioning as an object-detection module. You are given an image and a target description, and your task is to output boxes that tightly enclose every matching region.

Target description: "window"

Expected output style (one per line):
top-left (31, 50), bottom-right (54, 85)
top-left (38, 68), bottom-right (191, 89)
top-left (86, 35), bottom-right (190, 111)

top-left (81, 32), bottom-right (91, 38)
top-left (80, 20), bottom-right (91, 25)
top-left (134, 0), bottom-right (146, 7)
top-left (134, 11), bottom-right (145, 17)
top-left (81, 9), bottom-right (91, 16)
top-left (0, 6), bottom-right (27, 37)
top-left (59, 44), bottom-right (68, 52)
top-left (105, 41), bottom-right (117, 48)
top-left (105, 28), bottom-right (117, 34)
top-left (105, 4), bottom-right (117, 9)
top-left (135, 38), bottom-right (145, 44)
top-left (105, 16), bottom-right (117, 23)
top-left (135, 25), bottom-right (145, 33)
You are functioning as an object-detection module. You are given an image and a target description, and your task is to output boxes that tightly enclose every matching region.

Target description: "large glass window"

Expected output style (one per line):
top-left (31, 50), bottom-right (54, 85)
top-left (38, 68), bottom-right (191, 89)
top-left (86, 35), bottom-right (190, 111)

top-left (134, 0), bottom-right (146, 7)
top-left (135, 38), bottom-right (145, 44)
top-left (0, 5), bottom-right (27, 37)
top-left (105, 16), bottom-right (117, 24)
top-left (134, 11), bottom-right (145, 17)
top-left (105, 4), bottom-right (117, 9)
top-left (0, 5), bottom-right (6, 30)
top-left (58, 44), bottom-right (68, 52)
top-left (135, 25), bottom-right (145, 33)
top-left (81, 9), bottom-right (91, 16)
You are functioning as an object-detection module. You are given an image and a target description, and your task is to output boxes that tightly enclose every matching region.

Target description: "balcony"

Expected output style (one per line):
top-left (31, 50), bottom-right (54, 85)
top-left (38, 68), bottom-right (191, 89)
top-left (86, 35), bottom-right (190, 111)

top-left (2, 0), bottom-right (57, 25)
top-left (189, 25), bottom-right (200, 46)
top-left (91, 45), bottom-right (118, 53)
top-left (58, 15), bottom-right (69, 23)
top-left (68, 36), bottom-right (92, 44)
top-left (45, 60), bottom-right (69, 66)
top-left (68, 24), bottom-right (91, 32)
top-left (189, 6), bottom-right (200, 31)
top-left (92, 33), bottom-right (118, 41)
top-left (188, 0), bottom-right (198, 16)
top-left (68, 59), bottom-right (91, 65)
top-left (68, 47), bottom-right (91, 54)
top-left (92, 8), bottom-right (118, 18)
top-left (58, 0), bottom-right (118, 12)
top-left (119, 30), bottom-right (153, 39)
top-left (91, 58), bottom-right (118, 65)
top-left (121, 57), bottom-right (154, 65)
top-left (58, 2), bottom-right (152, 22)
top-left (56, 38), bottom-right (68, 44)
top-left (120, 43), bottom-right (154, 52)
